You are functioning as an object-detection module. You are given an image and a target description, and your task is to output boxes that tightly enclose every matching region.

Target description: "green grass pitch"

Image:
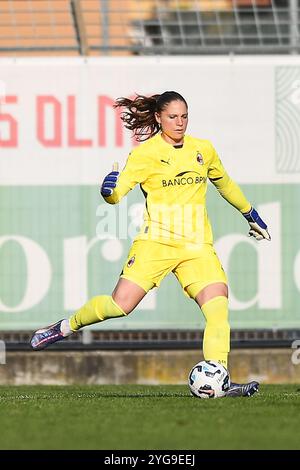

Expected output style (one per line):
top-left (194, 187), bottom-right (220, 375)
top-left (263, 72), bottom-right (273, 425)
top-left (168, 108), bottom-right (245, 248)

top-left (0, 385), bottom-right (299, 450)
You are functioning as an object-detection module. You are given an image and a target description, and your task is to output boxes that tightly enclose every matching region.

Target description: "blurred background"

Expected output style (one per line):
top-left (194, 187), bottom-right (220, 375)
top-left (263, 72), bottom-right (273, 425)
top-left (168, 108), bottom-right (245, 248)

top-left (0, 0), bottom-right (300, 385)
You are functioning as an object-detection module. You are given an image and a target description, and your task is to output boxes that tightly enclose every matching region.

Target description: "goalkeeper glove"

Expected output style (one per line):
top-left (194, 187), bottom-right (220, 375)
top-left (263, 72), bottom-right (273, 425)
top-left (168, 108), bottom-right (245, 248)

top-left (242, 207), bottom-right (271, 241)
top-left (100, 163), bottom-right (119, 197)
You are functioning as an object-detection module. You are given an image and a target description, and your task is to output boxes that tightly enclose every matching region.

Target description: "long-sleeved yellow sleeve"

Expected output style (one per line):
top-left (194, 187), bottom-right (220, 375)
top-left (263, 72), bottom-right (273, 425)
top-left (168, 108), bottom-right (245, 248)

top-left (210, 172), bottom-right (251, 213)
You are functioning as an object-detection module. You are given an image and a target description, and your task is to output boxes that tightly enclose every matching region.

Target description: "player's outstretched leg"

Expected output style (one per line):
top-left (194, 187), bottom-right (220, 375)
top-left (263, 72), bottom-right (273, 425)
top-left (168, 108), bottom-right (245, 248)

top-left (30, 319), bottom-right (72, 350)
top-left (30, 295), bottom-right (127, 350)
top-left (225, 381), bottom-right (259, 397)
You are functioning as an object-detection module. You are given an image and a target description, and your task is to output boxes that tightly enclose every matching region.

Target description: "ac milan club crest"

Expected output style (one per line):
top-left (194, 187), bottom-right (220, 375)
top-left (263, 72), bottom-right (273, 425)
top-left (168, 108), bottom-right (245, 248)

top-left (127, 255), bottom-right (135, 267)
top-left (197, 152), bottom-right (204, 165)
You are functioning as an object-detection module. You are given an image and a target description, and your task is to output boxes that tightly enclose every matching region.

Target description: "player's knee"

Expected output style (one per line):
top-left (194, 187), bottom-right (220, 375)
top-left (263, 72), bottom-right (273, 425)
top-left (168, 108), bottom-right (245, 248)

top-left (101, 295), bottom-right (127, 320)
top-left (111, 292), bottom-right (134, 314)
top-left (112, 279), bottom-right (147, 314)
top-left (196, 282), bottom-right (228, 306)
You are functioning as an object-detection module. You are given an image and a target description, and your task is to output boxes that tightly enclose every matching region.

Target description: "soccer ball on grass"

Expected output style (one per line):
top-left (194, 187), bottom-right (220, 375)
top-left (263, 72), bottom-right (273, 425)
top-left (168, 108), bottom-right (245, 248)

top-left (188, 360), bottom-right (230, 399)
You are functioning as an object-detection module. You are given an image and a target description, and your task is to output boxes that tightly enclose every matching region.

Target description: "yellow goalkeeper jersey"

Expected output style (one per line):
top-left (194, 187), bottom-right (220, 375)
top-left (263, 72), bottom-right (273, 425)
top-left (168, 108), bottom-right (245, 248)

top-left (106, 133), bottom-right (250, 246)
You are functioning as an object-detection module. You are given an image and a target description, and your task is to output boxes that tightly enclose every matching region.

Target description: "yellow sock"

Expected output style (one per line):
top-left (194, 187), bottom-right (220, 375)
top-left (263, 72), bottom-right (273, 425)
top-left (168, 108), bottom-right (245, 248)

top-left (201, 296), bottom-right (230, 369)
top-left (69, 295), bottom-right (126, 331)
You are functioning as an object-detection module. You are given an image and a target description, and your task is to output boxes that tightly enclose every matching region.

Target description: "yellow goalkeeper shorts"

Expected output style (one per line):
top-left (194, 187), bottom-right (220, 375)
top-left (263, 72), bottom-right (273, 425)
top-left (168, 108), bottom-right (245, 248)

top-left (120, 240), bottom-right (227, 299)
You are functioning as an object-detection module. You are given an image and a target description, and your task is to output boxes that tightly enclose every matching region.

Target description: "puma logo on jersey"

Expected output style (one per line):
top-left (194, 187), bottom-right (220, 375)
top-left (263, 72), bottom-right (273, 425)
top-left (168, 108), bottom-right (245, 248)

top-left (160, 159), bottom-right (171, 165)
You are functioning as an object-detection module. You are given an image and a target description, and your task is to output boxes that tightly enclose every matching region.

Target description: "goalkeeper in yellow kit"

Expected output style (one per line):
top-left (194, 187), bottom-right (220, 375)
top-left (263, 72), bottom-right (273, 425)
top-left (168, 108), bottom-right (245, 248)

top-left (31, 91), bottom-right (270, 397)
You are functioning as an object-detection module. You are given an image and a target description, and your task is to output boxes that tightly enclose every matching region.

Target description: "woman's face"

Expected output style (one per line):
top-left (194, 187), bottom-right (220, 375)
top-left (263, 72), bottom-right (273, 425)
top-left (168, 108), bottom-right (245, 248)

top-left (155, 100), bottom-right (188, 144)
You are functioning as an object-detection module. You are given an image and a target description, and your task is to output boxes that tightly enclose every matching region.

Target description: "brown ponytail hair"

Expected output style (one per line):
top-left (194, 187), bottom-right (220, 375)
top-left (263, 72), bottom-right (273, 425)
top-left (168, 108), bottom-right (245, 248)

top-left (114, 91), bottom-right (188, 142)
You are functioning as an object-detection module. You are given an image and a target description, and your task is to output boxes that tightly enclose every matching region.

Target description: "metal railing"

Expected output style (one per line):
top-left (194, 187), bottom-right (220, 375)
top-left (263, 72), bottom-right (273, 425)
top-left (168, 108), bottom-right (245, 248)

top-left (0, 0), bottom-right (299, 56)
top-left (2, 328), bottom-right (300, 350)
top-left (127, 0), bottom-right (300, 55)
